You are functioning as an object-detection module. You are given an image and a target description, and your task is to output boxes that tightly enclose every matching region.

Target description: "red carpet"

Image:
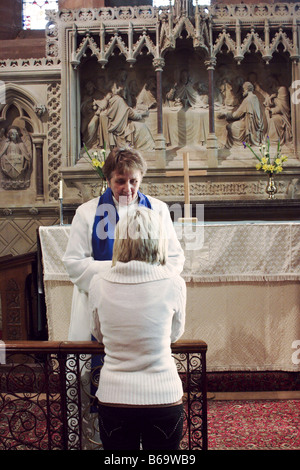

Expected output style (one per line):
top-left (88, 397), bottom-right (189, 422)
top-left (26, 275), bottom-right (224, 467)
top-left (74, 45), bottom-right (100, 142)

top-left (208, 400), bottom-right (300, 450)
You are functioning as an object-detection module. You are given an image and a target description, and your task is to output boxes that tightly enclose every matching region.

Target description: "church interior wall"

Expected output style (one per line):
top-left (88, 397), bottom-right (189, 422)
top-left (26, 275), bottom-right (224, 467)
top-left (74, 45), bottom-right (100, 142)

top-left (0, 0), bottom-right (46, 59)
top-left (0, 1), bottom-right (300, 264)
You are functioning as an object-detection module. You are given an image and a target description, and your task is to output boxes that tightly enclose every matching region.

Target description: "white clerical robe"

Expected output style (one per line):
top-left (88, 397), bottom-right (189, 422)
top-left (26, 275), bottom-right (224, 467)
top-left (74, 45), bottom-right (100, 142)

top-left (63, 196), bottom-right (185, 340)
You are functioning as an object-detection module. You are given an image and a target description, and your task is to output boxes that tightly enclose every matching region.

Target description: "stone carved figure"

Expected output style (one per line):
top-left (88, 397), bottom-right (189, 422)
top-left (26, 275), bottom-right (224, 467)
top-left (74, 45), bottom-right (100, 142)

top-left (0, 126), bottom-right (33, 188)
top-left (91, 76), bottom-right (110, 148)
top-left (136, 76), bottom-right (157, 112)
top-left (113, 69), bottom-right (130, 104)
top-left (215, 77), bottom-right (243, 109)
top-left (166, 69), bottom-right (208, 109)
top-left (246, 73), bottom-right (269, 134)
top-left (80, 80), bottom-right (98, 148)
top-left (94, 83), bottom-right (155, 151)
top-left (263, 86), bottom-right (293, 146)
top-left (218, 81), bottom-right (264, 148)
top-left (80, 76), bottom-right (110, 149)
top-left (193, 82), bottom-right (209, 107)
top-left (162, 70), bottom-right (210, 147)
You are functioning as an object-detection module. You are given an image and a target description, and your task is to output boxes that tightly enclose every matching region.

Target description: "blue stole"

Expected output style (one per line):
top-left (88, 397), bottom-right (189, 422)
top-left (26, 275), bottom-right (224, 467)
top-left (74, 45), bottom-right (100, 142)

top-left (91, 187), bottom-right (152, 261)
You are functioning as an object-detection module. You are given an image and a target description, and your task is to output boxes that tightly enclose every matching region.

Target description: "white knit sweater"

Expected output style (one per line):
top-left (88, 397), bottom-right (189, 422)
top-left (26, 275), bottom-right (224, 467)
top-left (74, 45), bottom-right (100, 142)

top-left (89, 260), bottom-right (186, 406)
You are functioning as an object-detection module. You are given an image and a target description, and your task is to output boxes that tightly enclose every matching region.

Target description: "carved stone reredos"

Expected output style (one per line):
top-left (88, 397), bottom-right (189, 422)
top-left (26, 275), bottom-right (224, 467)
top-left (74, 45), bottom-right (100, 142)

top-left (52, 3), bottom-right (299, 156)
top-left (2, 2), bottom-right (297, 204)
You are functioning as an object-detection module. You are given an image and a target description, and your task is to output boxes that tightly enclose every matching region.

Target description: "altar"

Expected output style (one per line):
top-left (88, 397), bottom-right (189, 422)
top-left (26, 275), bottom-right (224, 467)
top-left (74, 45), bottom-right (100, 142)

top-left (39, 221), bottom-right (300, 373)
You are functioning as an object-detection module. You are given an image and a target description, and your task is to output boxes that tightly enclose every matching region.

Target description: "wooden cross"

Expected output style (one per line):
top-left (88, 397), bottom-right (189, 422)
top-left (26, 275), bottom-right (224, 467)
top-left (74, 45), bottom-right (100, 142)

top-left (165, 153), bottom-right (207, 222)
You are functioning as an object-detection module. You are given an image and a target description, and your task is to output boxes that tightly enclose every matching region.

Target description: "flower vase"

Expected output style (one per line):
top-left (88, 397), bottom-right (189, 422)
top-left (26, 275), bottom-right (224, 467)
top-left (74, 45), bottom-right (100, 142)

top-left (266, 174), bottom-right (277, 199)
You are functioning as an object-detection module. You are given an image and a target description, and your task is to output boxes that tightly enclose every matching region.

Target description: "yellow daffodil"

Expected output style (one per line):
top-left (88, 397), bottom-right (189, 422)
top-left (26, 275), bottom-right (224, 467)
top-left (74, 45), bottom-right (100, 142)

top-left (84, 143), bottom-right (106, 179)
top-left (92, 158), bottom-right (101, 167)
top-left (243, 138), bottom-right (288, 175)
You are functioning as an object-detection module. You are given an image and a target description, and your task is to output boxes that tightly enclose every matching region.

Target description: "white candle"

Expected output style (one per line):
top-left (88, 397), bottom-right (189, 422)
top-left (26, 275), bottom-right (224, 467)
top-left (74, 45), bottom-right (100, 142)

top-left (59, 180), bottom-right (63, 199)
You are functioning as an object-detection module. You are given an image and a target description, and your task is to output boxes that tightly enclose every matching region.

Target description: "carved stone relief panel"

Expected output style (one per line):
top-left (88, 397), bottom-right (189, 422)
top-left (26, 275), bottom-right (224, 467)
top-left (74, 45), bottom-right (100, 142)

top-left (78, 54), bottom-right (157, 155)
top-left (78, 48), bottom-right (213, 161)
top-left (214, 51), bottom-right (294, 164)
top-left (48, 3), bottom-right (300, 205)
top-left (140, 174), bottom-right (299, 201)
top-left (78, 43), bottom-right (296, 167)
top-left (0, 94), bottom-right (35, 191)
top-left (0, 124), bottom-right (33, 189)
top-left (0, 84), bottom-right (48, 205)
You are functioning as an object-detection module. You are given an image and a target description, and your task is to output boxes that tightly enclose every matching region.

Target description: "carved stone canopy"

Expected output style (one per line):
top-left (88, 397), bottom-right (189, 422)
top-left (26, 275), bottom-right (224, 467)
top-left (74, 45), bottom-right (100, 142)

top-left (45, 3), bottom-right (299, 205)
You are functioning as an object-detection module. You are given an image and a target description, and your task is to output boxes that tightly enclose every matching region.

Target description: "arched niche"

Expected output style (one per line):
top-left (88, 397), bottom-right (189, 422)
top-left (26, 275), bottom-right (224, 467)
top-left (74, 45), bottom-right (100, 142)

top-left (0, 84), bottom-right (47, 196)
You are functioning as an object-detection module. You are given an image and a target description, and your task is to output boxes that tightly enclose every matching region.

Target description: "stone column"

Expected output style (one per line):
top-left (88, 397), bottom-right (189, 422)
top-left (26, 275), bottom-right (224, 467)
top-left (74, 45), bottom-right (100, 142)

top-left (68, 57), bottom-right (81, 164)
top-left (204, 57), bottom-right (218, 168)
top-left (291, 60), bottom-right (300, 157)
top-left (153, 57), bottom-right (166, 168)
top-left (32, 134), bottom-right (46, 200)
top-left (291, 20), bottom-right (300, 158)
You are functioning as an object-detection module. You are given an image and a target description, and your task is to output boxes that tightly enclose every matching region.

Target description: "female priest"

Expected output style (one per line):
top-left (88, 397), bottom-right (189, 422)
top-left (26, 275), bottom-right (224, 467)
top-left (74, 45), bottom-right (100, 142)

top-left (63, 146), bottom-right (185, 340)
top-left (89, 206), bottom-right (186, 450)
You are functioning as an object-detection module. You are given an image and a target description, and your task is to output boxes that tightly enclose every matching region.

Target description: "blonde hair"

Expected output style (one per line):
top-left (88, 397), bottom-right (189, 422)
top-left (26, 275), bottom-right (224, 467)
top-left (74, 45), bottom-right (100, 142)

top-left (112, 207), bottom-right (167, 266)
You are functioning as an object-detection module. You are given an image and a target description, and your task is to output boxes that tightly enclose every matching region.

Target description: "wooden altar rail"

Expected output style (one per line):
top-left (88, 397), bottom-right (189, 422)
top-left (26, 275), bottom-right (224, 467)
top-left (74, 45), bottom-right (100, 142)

top-left (0, 340), bottom-right (207, 451)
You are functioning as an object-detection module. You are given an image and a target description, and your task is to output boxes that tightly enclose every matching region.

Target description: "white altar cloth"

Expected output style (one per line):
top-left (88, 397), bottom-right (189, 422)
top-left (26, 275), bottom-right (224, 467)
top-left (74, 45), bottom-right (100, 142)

top-left (178, 220), bottom-right (300, 283)
top-left (39, 222), bottom-right (300, 372)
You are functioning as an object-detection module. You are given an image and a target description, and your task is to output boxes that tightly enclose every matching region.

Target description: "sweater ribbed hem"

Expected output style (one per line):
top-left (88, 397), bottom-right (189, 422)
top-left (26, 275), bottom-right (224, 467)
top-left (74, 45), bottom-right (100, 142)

top-left (96, 368), bottom-right (183, 406)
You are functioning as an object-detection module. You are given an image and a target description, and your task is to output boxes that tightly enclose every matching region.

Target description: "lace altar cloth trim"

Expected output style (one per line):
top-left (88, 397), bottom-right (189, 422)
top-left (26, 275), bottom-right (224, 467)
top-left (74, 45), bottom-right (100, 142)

top-left (39, 222), bottom-right (300, 283)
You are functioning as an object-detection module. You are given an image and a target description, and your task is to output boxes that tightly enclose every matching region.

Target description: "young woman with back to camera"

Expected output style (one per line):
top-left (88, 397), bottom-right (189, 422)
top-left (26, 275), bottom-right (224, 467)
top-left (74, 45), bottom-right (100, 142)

top-left (88, 206), bottom-right (186, 450)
